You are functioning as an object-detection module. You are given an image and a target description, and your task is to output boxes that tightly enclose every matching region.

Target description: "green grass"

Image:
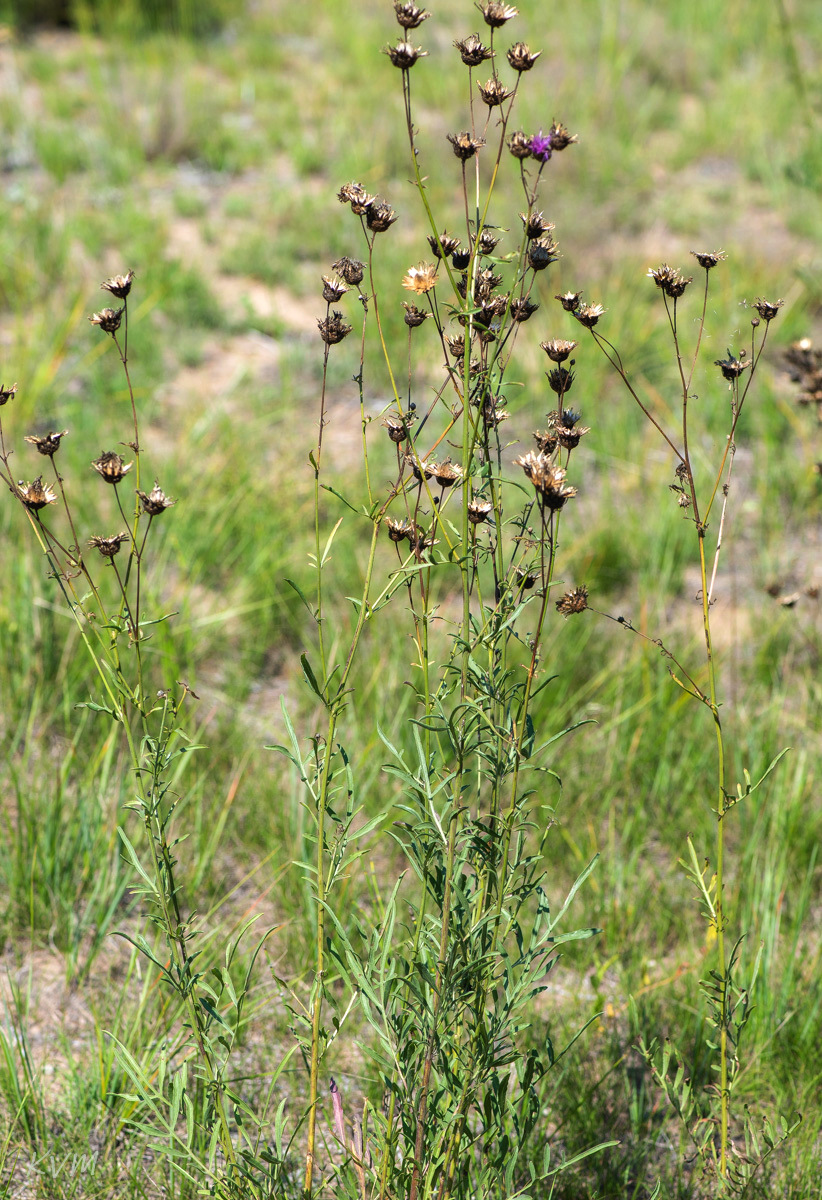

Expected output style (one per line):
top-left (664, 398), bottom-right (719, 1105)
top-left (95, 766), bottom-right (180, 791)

top-left (0, 0), bottom-right (820, 1195)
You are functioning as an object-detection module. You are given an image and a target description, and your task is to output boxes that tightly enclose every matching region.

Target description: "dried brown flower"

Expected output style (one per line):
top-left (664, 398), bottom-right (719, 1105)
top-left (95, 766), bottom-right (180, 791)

top-left (516, 566), bottom-right (538, 589)
top-left (714, 350), bottom-right (750, 382)
top-left (318, 311), bottom-right (353, 344)
top-left (366, 199), bottom-right (399, 233)
top-left (427, 231), bottom-right (461, 259)
top-left (322, 275), bottom-right (348, 303)
top-left (337, 183), bottom-right (375, 214)
top-left (447, 131), bottom-right (486, 161)
top-left (89, 307), bottom-right (124, 335)
top-left (100, 270), bottom-right (135, 299)
top-left (445, 334), bottom-right (466, 358)
top-left (574, 303), bottom-right (606, 328)
top-left (24, 429), bottom-right (68, 456)
top-left (507, 41), bottom-right (540, 71)
top-left (541, 338), bottom-right (578, 362)
top-left (482, 398), bottom-right (510, 428)
top-left (555, 290), bottom-right (583, 312)
top-left (556, 585), bottom-right (589, 615)
top-left (383, 413), bottom-right (413, 443)
top-left (477, 77), bottom-right (514, 107)
top-left (383, 40), bottom-right (428, 69)
top-left (333, 256), bottom-right (365, 286)
top-left (508, 130), bottom-right (532, 159)
top-left (528, 237), bottom-right (559, 271)
top-left (477, 1), bottom-right (518, 28)
top-left (17, 476), bottom-right (57, 511)
top-left (752, 297), bottom-right (784, 322)
top-left (520, 211), bottom-right (554, 240)
top-left (386, 517), bottom-right (416, 542)
top-left (394, 1), bottom-right (430, 29)
top-left (92, 451), bottom-right (133, 484)
top-left (432, 459), bottom-right (463, 488)
top-left (648, 264), bottom-right (693, 298)
top-left (403, 303), bottom-right (430, 327)
top-left (451, 247), bottom-right (472, 270)
top-left (404, 453), bottom-right (436, 482)
top-left (516, 451), bottom-right (577, 509)
top-left (691, 249), bottom-right (726, 270)
top-left (402, 262), bottom-right (438, 294)
top-left (533, 429), bottom-right (558, 455)
top-left (88, 532), bottom-right (129, 558)
top-left (475, 229), bottom-right (501, 256)
top-left (511, 297), bottom-right (539, 322)
top-left (0, 382), bottom-right (17, 406)
top-left (138, 481), bottom-right (175, 515)
top-left (547, 121), bottom-right (578, 150)
top-left (454, 32), bottom-right (494, 66)
top-left (467, 500), bottom-right (494, 524)
top-left (547, 366), bottom-right (575, 395)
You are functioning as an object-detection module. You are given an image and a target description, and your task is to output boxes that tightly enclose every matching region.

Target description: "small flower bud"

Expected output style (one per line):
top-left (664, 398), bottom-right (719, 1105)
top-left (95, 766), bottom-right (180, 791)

top-left (529, 131), bottom-right (552, 162)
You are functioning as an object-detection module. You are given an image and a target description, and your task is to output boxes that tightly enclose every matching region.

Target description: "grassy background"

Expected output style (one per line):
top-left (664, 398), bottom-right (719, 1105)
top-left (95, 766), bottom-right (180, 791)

top-left (0, 0), bottom-right (820, 1195)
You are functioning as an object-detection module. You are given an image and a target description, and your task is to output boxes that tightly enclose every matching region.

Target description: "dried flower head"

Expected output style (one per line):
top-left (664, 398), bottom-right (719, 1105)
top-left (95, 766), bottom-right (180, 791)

top-left (556, 585), bottom-right (589, 615)
top-left (318, 311), bottom-right (353, 344)
top-left (321, 275), bottom-right (348, 303)
top-left (138, 481), bottom-right (175, 515)
top-left (383, 40), bottom-right (428, 69)
top-left (447, 131), bottom-right (486, 161)
top-left (402, 262), bottom-right (438, 294)
top-left (445, 334), bottom-right (466, 358)
top-left (516, 451), bottom-right (577, 509)
top-left (555, 290), bottom-right (583, 312)
top-left (404, 453), bottom-right (436, 482)
top-left (548, 121), bottom-right (578, 150)
top-left (386, 517), bottom-right (416, 543)
top-left (508, 130), bottom-right (532, 159)
top-left (0, 382), bottom-right (17, 406)
top-left (520, 211), bottom-right (554, 240)
top-left (714, 350), bottom-right (751, 382)
top-left (383, 413), bottom-right (413, 443)
top-left (337, 182), bottom-right (375, 214)
top-left (92, 451), bottom-right (133, 484)
top-left (516, 566), bottom-right (538, 589)
top-left (454, 32), bottom-right (494, 66)
top-left (533, 429), bottom-right (558, 455)
top-left (451, 247), bottom-right (472, 270)
top-left (552, 409), bottom-right (590, 449)
top-left (89, 307), bottom-right (124, 335)
top-left (403, 302), bottom-right (430, 327)
top-left (647, 264), bottom-right (693, 298)
top-left (17, 476), bottom-right (57, 511)
top-left (511, 297), bottom-right (539, 322)
top-left (432, 459), bottom-right (463, 488)
top-left (24, 429), bottom-right (68, 456)
top-left (547, 366), bottom-right (575, 395)
top-left (752, 297), bottom-right (784, 322)
top-left (507, 41), bottom-right (540, 71)
top-left (366, 200), bottom-right (399, 233)
top-left (477, 1), bottom-right (518, 28)
top-left (333, 256), bottom-right (365, 286)
top-left (528, 237), bottom-right (559, 271)
top-left (100, 269), bottom-right (135, 298)
top-left (467, 500), bottom-right (494, 524)
top-left (482, 397), bottom-right (510, 428)
top-left (541, 338), bottom-right (578, 362)
top-left (691, 249), bottom-right (726, 270)
top-left (427, 231), bottom-right (461, 259)
top-left (574, 302), bottom-right (606, 328)
top-left (529, 131), bottom-right (553, 163)
top-left (394, 1), bottom-right (430, 29)
top-left (477, 77), bottom-right (514, 107)
top-left (88, 532), bottom-right (129, 558)
top-left (475, 229), bottom-right (501, 256)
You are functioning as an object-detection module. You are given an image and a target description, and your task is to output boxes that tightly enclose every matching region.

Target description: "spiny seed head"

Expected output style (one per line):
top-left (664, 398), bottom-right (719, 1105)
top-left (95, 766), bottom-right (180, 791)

top-left (507, 41), bottom-right (540, 71)
top-left (752, 297), bottom-right (784, 322)
top-left (648, 263), bottom-right (693, 298)
top-left (17, 476), bottom-right (57, 510)
top-left (447, 131), bottom-right (486, 161)
top-left (714, 350), bottom-right (751, 382)
top-left (691, 249), bottom-right (726, 270)
top-left (383, 40), bottom-right (428, 69)
top-left (0, 382), bottom-right (17, 405)
top-left (366, 199), bottom-right (398, 232)
top-left (403, 302), bottom-right (430, 327)
top-left (454, 32), bottom-right (494, 66)
top-left (541, 338), bottom-right (578, 362)
top-left (451, 247), bottom-right (472, 269)
top-left (100, 269), bottom-right (135, 298)
top-left (528, 237), bottom-right (559, 271)
top-left (468, 500), bottom-right (494, 524)
top-left (516, 452), bottom-right (577, 509)
top-left (475, 229), bottom-right (501, 255)
top-left (394, 1), bottom-right (430, 29)
top-left (402, 262), bottom-right (438, 294)
top-left (138, 482), bottom-right (175, 515)
top-left (477, 1), bottom-right (518, 28)
top-left (533, 429), bottom-right (558, 454)
top-left (508, 130), bottom-right (532, 159)
top-left (520, 210), bottom-right (554, 239)
top-left (386, 517), bottom-right (416, 542)
top-left (322, 275), bottom-right (348, 303)
top-left (318, 311), bottom-right (353, 344)
top-left (432, 459), bottom-right (463, 488)
top-left (574, 302), bottom-right (606, 328)
top-left (511, 297), bottom-right (539, 322)
top-left (477, 77), bottom-right (514, 107)
top-left (427, 231), bottom-right (461, 259)
top-left (333, 256), bottom-right (365, 286)
top-left (92, 451), bottom-right (133, 484)
top-left (555, 290), bottom-right (583, 312)
top-left (529, 131), bottom-right (553, 162)
top-left (89, 306), bottom-right (124, 334)
top-left (547, 366), bottom-right (575, 394)
top-left (548, 120), bottom-right (578, 150)
top-left (88, 532), bottom-right (129, 558)
top-left (556, 585), bottom-right (589, 615)
top-left (24, 429), bottom-right (68, 456)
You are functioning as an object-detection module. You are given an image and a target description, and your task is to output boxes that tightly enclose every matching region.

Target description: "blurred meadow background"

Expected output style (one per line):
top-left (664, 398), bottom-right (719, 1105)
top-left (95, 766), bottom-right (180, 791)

top-left (0, 0), bottom-right (820, 1195)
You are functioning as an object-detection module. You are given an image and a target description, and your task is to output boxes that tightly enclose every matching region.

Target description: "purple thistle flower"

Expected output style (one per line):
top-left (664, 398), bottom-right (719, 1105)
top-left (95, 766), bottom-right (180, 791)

top-left (529, 131), bottom-right (553, 163)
